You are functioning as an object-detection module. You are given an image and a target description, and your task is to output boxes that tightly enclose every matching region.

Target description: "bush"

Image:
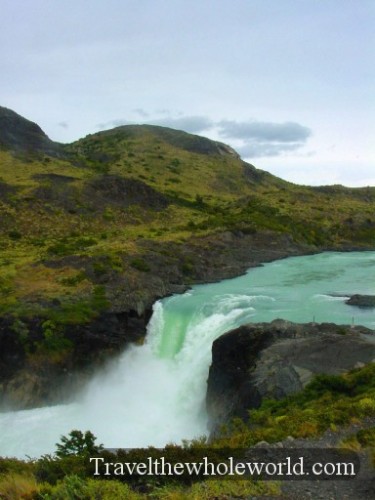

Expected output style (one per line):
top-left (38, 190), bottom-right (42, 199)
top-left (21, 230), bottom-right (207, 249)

top-left (130, 257), bottom-right (150, 272)
top-left (40, 320), bottom-right (73, 352)
top-left (55, 430), bottom-right (103, 459)
top-left (8, 230), bottom-right (22, 240)
top-left (302, 374), bottom-right (352, 399)
top-left (47, 237), bottom-right (97, 256)
top-left (38, 476), bottom-right (142, 499)
top-left (35, 454), bottom-right (85, 485)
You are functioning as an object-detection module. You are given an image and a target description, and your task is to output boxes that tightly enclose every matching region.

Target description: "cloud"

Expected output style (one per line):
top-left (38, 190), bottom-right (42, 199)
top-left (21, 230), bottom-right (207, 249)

top-left (152, 115), bottom-right (213, 133)
top-left (132, 108), bottom-right (149, 118)
top-left (97, 114), bottom-right (213, 134)
top-left (216, 119), bottom-right (312, 158)
top-left (96, 119), bottom-right (132, 129)
top-left (218, 120), bottom-right (311, 143)
top-left (94, 113), bottom-right (312, 158)
top-left (236, 142), bottom-right (305, 158)
top-left (58, 121), bottom-right (69, 129)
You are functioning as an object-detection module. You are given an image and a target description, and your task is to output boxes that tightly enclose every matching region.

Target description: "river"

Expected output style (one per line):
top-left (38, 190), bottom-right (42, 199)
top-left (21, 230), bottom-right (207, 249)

top-left (0, 251), bottom-right (374, 458)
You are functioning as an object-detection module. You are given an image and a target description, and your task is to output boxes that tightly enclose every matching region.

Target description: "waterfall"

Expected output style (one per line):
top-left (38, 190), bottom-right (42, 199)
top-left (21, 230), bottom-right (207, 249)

top-left (0, 252), bottom-right (374, 459)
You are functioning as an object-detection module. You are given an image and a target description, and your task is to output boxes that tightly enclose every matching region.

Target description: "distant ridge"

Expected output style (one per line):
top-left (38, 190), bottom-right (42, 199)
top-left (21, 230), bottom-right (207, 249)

top-left (97, 123), bottom-right (241, 157)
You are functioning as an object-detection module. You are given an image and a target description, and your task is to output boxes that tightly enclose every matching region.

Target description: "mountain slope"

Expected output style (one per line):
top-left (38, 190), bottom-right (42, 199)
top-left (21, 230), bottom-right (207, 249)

top-left (0, 107), bottom-right (374, 321)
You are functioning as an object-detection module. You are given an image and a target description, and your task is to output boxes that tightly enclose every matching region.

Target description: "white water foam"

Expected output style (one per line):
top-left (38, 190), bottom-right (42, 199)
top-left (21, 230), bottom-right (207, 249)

top-left (0, 292), bottom-right (258, 458)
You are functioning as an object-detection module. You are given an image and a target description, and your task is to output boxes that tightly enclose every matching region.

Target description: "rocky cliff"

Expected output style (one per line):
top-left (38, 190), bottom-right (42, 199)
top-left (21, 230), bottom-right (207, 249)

top-left (0, 231), bottom-right (308, 409)
top-left (206, 320), bottom-right (375, 432)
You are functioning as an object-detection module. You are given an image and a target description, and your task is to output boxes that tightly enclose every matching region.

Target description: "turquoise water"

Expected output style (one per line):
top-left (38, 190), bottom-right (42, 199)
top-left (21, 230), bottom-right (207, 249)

top-left (157, 251), bottom-right (375, 355)
top-left (0, 252), bottom-right (374, 458)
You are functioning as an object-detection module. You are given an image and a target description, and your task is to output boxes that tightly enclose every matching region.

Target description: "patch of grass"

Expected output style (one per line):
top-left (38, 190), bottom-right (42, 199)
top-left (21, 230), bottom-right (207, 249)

top-left (59, 271), bottom-right (87, 286)
top-left (0, 473), bottom-right (39, 500)
top-left (48, 286), bottom-right (109, 325)
top-left (47, 236), bottom-right (98, 256)
top-left (340, 426), bottom-right (375, 466)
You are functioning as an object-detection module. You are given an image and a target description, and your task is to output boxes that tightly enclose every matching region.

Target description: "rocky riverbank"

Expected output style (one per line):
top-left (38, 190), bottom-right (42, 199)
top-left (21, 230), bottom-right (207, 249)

top-left (206, 319), bottom-right (375, 432)
top-left (0, 230), bottom-right (314, 410)
top-left (1, 230), bottom-right (374, 410)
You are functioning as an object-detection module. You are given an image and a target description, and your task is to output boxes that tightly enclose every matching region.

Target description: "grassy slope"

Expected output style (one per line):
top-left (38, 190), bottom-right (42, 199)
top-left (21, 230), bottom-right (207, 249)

top-left (0, 123), bottom-right (375, 323)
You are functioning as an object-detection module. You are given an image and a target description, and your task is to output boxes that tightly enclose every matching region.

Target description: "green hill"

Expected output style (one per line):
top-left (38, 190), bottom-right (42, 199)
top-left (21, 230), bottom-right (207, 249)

top-left (1, 106), bottom-right (374, 323)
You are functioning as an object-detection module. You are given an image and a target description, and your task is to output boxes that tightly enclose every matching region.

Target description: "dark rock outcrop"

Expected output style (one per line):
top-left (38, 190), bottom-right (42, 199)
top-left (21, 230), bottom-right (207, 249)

top-left (0, 310), bottom-right (149, 409)
top-left (346, 294), bottom-right (375, 308)
top-left (0, 106), bottom-right (63, 157)
top-left (85, 174), bottom-right (169, 210)
top-left (206, 320), bottom-right (375, 431)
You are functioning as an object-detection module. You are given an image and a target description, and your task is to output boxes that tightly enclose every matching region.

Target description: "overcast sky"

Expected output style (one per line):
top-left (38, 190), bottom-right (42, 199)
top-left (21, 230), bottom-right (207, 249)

top-left (1, 0), bottom-right (374, 186)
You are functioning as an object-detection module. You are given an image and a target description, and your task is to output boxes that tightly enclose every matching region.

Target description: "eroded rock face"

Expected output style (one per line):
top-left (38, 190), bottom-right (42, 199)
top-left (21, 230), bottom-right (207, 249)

top-left (0, 310), bottom-right (149, 409)
top-left (346, 294), bottom-right (375, 308)
top-left (206, 320), bottom-right (375, 432)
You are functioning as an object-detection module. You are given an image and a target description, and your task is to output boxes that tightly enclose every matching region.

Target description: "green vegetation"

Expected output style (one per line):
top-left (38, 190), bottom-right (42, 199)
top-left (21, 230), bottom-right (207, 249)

top-left (0, 121), bottom-right (374, 331)
top-left (214, 362), bottom-right (375, 447)
top-left (130, 257), bottom-right (151, 272)
top-left (55, 430), bottom-right (103, 459)
top-left (1, 364), bottom-right (373, 499)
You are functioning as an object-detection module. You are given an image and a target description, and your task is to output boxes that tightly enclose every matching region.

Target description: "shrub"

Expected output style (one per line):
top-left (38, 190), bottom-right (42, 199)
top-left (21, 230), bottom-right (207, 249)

top-left (40, 320), bottom-right (73, 352)
top-left (130, 257), bottom-right (150, 272)
top-left (39, 474), bottom-right (88, 499)
top-left (60, 271), bottom-right (87, 286)
top-left (8, 230), bottom-right (22, 240)
top-left (56, 430), bottom-right (103, 458)
top-left (47, 237), bottom-right (97, 256)
top-left (356, 427), bottom-right (375, 447)
top-left (35, 454), bottom-right (85, 485)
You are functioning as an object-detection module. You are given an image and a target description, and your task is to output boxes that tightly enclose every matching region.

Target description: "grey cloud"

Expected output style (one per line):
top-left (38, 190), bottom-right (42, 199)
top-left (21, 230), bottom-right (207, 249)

top-left (96, 119), bottom-right (132, 129)
top-left (93, 114), bottom-right (311, 159)
top-left (96, 115), bottom-right (213, 134)
top-left (218, 120), bottom-right (311, 143)
top-left (132, 108), bottom-right (149, 118)
top-left (216, 119), bottom-right (312, 158)
top-left (236, 142), bottom-right (306, 158)
top-left (153, 115), bottom-right (213, 133)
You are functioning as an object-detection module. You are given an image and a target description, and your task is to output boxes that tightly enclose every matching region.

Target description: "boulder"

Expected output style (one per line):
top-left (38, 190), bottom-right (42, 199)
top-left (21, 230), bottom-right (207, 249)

top-left (206, 320), bottom-right (375, 431)
top-left (345, 294), bottom-right (375, 308)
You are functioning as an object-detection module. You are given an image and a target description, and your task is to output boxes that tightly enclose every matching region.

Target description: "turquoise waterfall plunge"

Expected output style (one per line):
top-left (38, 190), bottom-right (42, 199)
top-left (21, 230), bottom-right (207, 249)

top-left (0, 252), bottom-right (374, 458)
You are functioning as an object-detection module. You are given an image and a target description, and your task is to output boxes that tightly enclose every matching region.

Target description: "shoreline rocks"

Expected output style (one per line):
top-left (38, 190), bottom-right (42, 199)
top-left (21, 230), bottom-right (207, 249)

top-left (346, 294), bottom-right (375, 308)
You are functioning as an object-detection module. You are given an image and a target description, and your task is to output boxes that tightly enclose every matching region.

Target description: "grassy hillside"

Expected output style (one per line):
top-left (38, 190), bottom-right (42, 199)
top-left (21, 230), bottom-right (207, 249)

top-left (0, 107), bottom-right (374, 325)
